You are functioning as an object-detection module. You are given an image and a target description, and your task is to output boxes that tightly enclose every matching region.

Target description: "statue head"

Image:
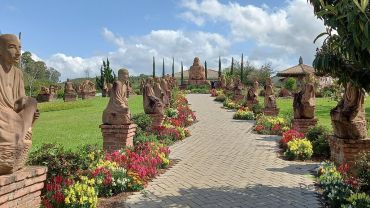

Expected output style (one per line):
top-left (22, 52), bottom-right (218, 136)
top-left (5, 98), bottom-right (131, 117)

top-left (193, 57), bottom-right (200, 66)
top-left (154, 77), bottom-right (160, 83)
top-left (118, 68), bottom-right (129, 82)
top-left (0, 34), bottom-right (21, 66)
top-left (254, 81), bottom-right (259, 88)
top-left (266, 77), bottom-right (272, 86)
top-left (147, 77), bottom-right (154, 85)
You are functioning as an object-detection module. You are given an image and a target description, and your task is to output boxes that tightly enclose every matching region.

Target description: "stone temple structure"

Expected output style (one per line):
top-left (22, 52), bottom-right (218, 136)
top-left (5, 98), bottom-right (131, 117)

top-left (188, 57), bottom-right (209, 86)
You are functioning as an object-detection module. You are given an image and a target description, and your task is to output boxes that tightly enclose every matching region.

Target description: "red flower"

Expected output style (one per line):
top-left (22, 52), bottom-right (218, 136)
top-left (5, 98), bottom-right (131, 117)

top-left (255, 125), bottom-right (264, 132)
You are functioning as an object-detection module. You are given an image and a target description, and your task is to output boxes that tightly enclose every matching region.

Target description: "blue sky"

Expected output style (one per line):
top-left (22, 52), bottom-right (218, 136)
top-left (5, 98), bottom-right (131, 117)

top-left (0, 0), bottom-right (325, 80)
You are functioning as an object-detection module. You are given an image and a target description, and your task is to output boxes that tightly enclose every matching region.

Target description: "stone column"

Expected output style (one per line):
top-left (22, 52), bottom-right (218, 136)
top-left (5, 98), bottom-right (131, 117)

top-left (100, 124), bottom-right (137, 153)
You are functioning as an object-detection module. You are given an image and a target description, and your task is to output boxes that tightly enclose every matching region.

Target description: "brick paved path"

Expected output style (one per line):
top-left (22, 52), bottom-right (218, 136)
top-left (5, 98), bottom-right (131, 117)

top-left (125, 94), bottom-right (321, 208)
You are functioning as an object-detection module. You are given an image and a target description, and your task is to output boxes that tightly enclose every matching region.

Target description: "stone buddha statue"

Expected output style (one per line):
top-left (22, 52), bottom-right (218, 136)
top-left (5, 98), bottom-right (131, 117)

top-left (80, 80), bottom-right (96, 93)
top-left (330, 82), bottom-right (367, 139)
top-left (189, 57), bottom-right (206, 81)
top-left (264, 78), bottom-right (277, 109)
top-left (0, 34), bottom-right (39, 175)
top-left (293, 75), bottom-right (316, 119)
top-left (233, 76), bottom-right (243, 96)
top-left (102, 78), bottom-right (131, 125)
top-left (143, 77), bottom-right (164, 115)
top-left (160, 78), bottom-right (170, 106)
top-left (247, 81), bottom-right (259, 103)
top-left (64, 79), bottom-right (76, 94)
top-left (118, 68), bottom-right (132, 98)
top-left (39, 86), bottom-right (50, 95)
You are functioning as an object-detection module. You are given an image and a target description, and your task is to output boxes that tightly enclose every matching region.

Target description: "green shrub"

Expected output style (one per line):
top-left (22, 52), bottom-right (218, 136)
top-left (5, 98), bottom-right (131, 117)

top-left (132, 113), bottom-right (152, 133)
top-left (284, 77), bottom-right (297, 92)
top-left (355, 153), bottom-right (370, 192)
top-left (214, 94), bottom-right (226, 102)
top-left (284, 138), bottom-right (313, 160)
top-left (223, 99), bottom-right (241, 109)
top-left (252, 103), bottom-right (263, 115)
top-left (133, 133), bottom-right (159, 145)
top-left (165, 108), bottom-right (178, 118)
top-left (306, 126), bottom-right (330, 158)
top-left (343, 193), bottom-right (370, 208)
top-left (190, 88), bottom-right (209, 94)
top-left (38, 100), bottom-right (93, 112)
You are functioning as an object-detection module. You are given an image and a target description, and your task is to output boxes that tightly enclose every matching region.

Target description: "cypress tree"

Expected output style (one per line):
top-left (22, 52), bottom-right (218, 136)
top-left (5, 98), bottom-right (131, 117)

top-left (181, 61), bottom-right (184, 85)
top-left (205, 61), bottom-right (208, 80)
top-left (218, 56), bottom-right (221, 78)
top-left (172, 57), bottom-right (175, 77)
top-left (241, 53), bottom-right (244, 82)
top-left (231, 57), bottom-right (234, 75)
top-left (162, 58), bottom-right (165, 77)
top-left (152, 56), bottom-right (155, 78)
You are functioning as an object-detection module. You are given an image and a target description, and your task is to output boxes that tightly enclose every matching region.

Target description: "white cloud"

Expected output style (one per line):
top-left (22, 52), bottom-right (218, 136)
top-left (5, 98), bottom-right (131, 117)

top-left (180, 0), bottom-right (326, 69)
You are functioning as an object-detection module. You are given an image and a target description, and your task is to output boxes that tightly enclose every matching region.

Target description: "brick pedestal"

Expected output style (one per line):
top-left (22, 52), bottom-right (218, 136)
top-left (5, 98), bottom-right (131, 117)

top-left (149, 114), bottom-right (165, 128)
top-left (293, 118), bottom-right (317, 133)
top-left (263, 108), bottom-right (279, 116)
top-left (0, 166), bottom-right (47, 208)
top-left (187, 80), bottom-right (210, 86)
top-left (36, 94), bottom-right (53, 103)
top-left (63, 93), bottom-right (77, 102)
top-left (100, 124), bottom-right (137, 153)
top-left (329, 136), bottom-right (370, 165)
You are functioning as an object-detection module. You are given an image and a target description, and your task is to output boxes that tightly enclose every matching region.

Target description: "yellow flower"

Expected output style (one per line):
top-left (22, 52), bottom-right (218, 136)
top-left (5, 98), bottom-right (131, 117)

top-left (65, 197), bottom-right (70, 204)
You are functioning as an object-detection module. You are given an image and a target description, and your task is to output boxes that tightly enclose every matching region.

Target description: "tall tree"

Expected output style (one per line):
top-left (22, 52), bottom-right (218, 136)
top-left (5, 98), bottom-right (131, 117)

top-left (181, 61), bottom-right (184, 85)
top-left (231, 57), bottom-right (234, 75)
top-left (96, 58), bottom-right (116, 96)
top-left (241, 53), bottom-right (244, 82)
top-left (218, 56), bottom-right (222, 78)
top-left (21, 52), bottom-right (48, 95)
top-left (309, 0), bottom-right (370, 90)
top-left (205, 61), bottom-right (208, 80)
top-left (152, 56), bottom-right (156, 78)
top-left (172, 57), bottom-right (175, 77)
top-left (162, 58), bottom-right (165, 77)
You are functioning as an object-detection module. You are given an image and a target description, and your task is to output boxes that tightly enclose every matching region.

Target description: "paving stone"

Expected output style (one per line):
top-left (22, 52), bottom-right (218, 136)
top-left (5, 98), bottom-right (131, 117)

top-left (124, 94), bottom-right (321, 208)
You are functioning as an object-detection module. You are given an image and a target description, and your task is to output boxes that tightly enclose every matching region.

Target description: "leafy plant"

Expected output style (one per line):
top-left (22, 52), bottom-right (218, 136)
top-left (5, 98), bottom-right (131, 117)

top-left (96, 58), bottom-right (116, 94)
top-left (355, 153), bottom-right (370, 192)
top-left (284, 77), bottom-right (297, 92)
top-left (214, 94), bottom-right (226, 102)
top-left (284, 138), bottom-right (313, 160)
top-left (344, 192), bottom-right (370, 208)
top-left (233, 107), bottom-right (255, 120)
top-left (132, 113), bottom-right (152, 134)
top-left (279, 129), bottom-right (304, 151)
top-left (306, 125), bottom-right (331, 158)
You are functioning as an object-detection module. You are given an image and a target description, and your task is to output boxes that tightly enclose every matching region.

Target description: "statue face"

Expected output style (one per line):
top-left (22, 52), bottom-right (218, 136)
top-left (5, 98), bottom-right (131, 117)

top-left (0, 34), bottom-right (21, 65)
top-left (118, 69), bottom-right (129, 81)
top-left (193, 57), bottom-right (200, 66)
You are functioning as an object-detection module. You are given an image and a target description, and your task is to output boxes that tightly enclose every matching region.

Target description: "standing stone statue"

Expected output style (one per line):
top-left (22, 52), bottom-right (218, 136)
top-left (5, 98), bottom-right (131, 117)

top-left (118, 68), bottom-right (132, 98)
top-left (143, 77), bottom-right (164, 115)
top-left (330, 82), bottom-right (367, 139)
top-left (188, 57), bottom-right (209, 85)
top-left (246, 81), bottom-right (259, 108)
top-left (102, 79), bottom-right (131, 125)
top-left (218, 74), bottom-right (226, 89)
top-left (153, 77), bottom-right (164, 103)
top-left (293, 75), bottom-right (316, 119)
top-left (64, 78), bottom-right (77, 102)
top-left (233, 76), bottom-right (244, 101)
top-left (263, 77), bottom-right (279, 116)
top-left (160, 77), bottom-right (170, 106)
top-left (0, 34), bottom-right (39, 175)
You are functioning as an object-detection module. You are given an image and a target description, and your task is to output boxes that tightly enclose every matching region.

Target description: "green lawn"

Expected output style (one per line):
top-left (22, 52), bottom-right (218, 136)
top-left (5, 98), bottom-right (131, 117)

top-left (273, 97), bottom-right (370, 135)
top-left (32, 95), bottom-right (143, 150)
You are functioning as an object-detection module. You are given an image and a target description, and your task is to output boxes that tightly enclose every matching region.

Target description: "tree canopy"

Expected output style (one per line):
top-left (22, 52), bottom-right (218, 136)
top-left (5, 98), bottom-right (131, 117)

top-left (309, 0), bottom-right (370, 90)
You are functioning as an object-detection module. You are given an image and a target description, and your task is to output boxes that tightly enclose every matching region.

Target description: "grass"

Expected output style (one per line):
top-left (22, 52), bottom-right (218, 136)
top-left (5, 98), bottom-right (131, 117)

top-left (32, 96), bottom-right (143, 151)
top-left (271, 97), bottom-right (370, 135)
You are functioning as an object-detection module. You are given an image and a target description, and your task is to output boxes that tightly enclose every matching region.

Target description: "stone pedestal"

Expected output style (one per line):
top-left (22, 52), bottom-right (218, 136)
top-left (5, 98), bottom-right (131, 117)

top-left (0, 166), bottom-right (47, 208)
top-left (36, 94), bottom-right (53, 102)
top-left (293, 118), bottom-right (317, 133)
top-left (63, 93), bottom-right (77, 102)
top-left (81, 92), bottom-right (95, 99)
top-left (149, 114), bottom-right (165, 128)
top-left (263, 108), bottom-right (279, 116)
top-left (329, 136), bottom-right (370, 165)
top-left (100, 124), bottom-right (136, 153)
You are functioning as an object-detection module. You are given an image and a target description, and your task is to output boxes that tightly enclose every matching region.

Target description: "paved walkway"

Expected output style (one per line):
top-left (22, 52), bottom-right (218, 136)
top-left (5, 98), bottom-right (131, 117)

top-left (125, 94), bottom-right (321, 208)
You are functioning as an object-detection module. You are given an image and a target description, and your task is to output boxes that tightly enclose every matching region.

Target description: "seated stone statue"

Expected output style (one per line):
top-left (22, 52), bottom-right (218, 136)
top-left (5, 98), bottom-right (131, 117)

top-left (80, 80), bottom-right (96, 93)
top-left (0, 34), bottom-right (39, 175)
top-left (143, 77), bottom-right (164, 115)
top-left (293, 76), bottom-right (315, 119)
top-left (189, 57), bottom-right (206, 80)
top-left (247, 81), bottom-right (259, 103)
top-left (118, 68), bottom-right (132, 98)
top-left (264, 78), bottom-right (277, 109)
top-left (39, 86), bottom-right (50, 95)
top-left (233, 77), bottom-right (243, 96)
top-left (330, 82), bottom-right (367, 139)
top-left (64, 79), bottom-right (76, 94)
top-left (102, 80), bottom-right (131, 125)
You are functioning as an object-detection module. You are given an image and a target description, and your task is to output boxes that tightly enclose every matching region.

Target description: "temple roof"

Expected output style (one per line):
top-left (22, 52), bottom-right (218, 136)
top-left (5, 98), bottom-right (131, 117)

top-left (276, 57), bottom-right (315, 77)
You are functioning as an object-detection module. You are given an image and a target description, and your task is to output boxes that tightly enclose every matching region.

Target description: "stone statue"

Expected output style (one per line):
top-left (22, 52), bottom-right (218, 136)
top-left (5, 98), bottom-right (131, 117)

top-left (118, 68), bottom-right (132, 98)
top-left (80, 80), bottom-right (96, 99)
top-left (153, 77), bottom-right (164, 102)
top-left (0, 34), bottom-right (39, 175)
top-left (226, 77), bottom-right (234, 92)
top-left (246, 81), bottom-right (259, 103)
top-left (143, 77), bottom-right (164, 115)
top-left (293, 76), bottom-right (316, 119)
top-left (218, 75), bottom-right (226, 89)
top-left (102, 79), bottom-right (131, 125)
top-left (233, 76), bottom-right (243, 98)
top-left (264, 78), bottom-right (277, 108)
top-left (160, 78), bottom-right (170, 106)
top-left (330, 82), bottom-right (367, 139)
top-left (64, 79), bottom-right (76, 94)
top-left (189, 57), bottom-right (206, 80)
top-left (39, 86), bottom-right (50, 95)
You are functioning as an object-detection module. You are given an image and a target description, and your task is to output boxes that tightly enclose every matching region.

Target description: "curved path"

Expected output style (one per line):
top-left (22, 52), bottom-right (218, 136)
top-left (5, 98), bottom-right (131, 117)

top-left (125, 94), bottom-right (320, 208)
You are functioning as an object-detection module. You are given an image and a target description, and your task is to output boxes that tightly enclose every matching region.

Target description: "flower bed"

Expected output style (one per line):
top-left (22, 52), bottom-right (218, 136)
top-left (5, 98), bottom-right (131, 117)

top-left (233, 107), bottom-right (255, 120)
top-left (223, 98), bottom-right (241, 109)
top-left (254, 114), bottom-right (290, 135)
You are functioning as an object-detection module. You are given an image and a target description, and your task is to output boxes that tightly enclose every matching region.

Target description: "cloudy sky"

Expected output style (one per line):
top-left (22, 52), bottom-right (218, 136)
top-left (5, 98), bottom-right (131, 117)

top-left (0, 0), bottom-right (325, 81)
